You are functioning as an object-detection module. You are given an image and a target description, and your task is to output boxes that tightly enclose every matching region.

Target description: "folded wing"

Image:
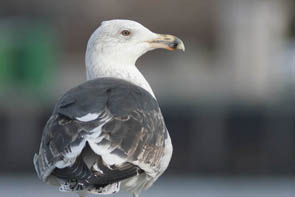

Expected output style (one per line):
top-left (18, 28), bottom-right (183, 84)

top-left (34, 78), bottom-right (168, 193)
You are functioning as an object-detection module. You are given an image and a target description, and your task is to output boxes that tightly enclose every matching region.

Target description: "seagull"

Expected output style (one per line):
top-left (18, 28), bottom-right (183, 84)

top-left (34, 19), bottom-right (185, 197)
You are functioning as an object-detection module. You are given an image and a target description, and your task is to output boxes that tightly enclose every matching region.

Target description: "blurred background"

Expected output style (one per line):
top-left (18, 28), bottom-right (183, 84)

top-left (0, 0), bottom-right (294, 196)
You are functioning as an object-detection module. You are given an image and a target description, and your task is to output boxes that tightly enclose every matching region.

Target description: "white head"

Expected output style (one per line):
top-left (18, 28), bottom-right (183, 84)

top-left (85, 19), bottom-right (185, 96)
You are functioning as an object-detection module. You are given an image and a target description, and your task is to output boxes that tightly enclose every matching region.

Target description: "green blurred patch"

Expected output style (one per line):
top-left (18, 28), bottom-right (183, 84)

top-left (0, 21), bottom-right (57, 100)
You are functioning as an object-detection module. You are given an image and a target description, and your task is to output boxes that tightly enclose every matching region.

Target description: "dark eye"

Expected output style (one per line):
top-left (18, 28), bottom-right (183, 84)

top-left (121, 30), bottom-right (131, 36)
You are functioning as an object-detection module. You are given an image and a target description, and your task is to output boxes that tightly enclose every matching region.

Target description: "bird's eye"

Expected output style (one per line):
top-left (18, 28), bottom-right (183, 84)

top-left (121, 30), bottom-right (131, 36)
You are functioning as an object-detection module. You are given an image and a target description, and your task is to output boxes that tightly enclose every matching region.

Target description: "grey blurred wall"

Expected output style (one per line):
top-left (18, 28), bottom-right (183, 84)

top-left (0, 0), bottom-right (294, 176)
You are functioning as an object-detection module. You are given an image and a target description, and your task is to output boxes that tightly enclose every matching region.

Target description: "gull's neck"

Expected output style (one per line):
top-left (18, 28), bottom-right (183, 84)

top-left (85, 52), bottom-right (155, 98)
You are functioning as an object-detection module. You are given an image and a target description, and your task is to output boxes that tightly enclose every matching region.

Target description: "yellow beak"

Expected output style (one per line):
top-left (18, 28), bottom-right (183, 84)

top-left (147, 34), bottom-right (185, 51)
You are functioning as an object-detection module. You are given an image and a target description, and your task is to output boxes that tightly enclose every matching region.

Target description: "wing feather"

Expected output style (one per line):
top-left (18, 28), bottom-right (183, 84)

top-left (34, 77), bottom-right (168, 192)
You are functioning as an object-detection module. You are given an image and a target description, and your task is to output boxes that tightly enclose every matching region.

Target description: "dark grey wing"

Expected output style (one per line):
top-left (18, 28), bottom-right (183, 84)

top-left (51, 144), bottom-right (143, 191)
top-left (34, 78), bottom-right (168, 191)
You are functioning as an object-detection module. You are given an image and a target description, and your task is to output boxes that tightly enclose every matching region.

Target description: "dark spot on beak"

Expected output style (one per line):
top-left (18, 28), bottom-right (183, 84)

top-left (168, 40), bottom-right (179, 49)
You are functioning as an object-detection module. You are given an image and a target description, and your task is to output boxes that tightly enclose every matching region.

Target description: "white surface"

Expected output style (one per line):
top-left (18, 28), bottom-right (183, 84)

top-left (0, 175), bottom-right (294, 197)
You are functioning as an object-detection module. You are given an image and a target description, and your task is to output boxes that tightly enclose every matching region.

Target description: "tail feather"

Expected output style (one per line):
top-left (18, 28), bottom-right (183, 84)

top-left (52, 144), bottom-right (143, 191)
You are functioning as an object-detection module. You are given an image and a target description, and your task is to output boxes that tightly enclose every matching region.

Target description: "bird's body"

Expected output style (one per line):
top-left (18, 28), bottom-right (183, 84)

top-left (34, 19), bottom-right (184, 197)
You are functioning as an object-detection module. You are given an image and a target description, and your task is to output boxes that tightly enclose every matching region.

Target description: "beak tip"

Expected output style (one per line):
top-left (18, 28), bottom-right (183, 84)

top-left (177, 42), bottom-right (185, 52)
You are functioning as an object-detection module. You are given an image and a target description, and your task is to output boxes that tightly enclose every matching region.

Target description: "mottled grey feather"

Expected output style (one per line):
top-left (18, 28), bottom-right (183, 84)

top-left (34, 77), bottom-right (168, 193)
top-left (52, 145), bottom-right (143, 191)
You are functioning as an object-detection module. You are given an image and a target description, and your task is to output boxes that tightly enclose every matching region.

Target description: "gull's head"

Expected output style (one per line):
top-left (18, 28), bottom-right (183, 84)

top-left (86, 19), bottom-right (185, 65)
